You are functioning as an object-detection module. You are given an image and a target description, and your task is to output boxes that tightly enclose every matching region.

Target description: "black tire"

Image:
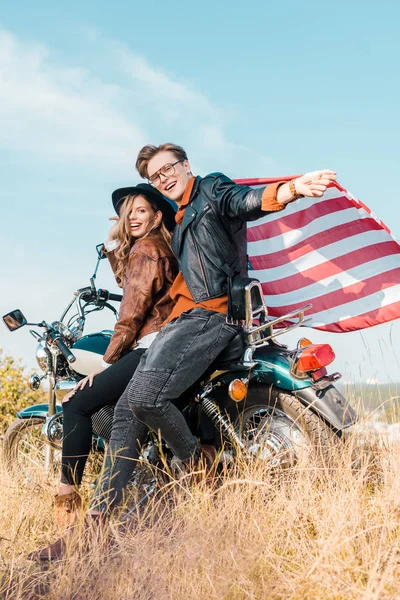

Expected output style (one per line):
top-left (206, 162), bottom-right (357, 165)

top-left (3, 417), bottom-right (103, 485)
top-left (3, 417), bottom-right (56, 483)
top-left (230, 385), bottom-right (340, 466)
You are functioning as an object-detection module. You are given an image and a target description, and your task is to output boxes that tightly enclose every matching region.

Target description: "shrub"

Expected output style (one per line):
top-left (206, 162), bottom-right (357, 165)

top-left (0, 349), bottom-right (46, 434)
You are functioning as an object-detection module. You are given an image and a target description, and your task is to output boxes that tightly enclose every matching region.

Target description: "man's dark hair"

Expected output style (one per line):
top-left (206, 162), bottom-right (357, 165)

top-left (136, 143), bottom-right (188, 179)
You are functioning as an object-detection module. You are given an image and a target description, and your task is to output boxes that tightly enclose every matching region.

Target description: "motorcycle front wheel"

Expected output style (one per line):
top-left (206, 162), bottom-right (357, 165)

top-left (3, 417), bottom-right (104, 486)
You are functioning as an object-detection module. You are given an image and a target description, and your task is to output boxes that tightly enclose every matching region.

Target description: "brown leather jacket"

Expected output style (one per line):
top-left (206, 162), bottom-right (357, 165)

top-left (103, 233), bottom-right (178, 364)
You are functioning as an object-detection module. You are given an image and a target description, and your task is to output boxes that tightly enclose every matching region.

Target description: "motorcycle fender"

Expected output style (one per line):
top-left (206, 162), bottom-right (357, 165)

top-left (253, 349), bottom-right (314, 391)
top-left (16, 404), bottom-right (63, 419)
top-left (295, 385), bottom-right (358, 431)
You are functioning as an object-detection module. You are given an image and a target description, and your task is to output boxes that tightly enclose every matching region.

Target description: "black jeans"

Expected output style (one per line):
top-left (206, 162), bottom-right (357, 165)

top-left (61, 348), bottom-right (146, 490)
top-left (127, 309), bottom-right (241, 462)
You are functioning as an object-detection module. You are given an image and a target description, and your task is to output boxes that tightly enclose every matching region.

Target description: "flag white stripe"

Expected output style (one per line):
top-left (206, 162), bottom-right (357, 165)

top-left (250, 230), bottom-right (393, 282)
top-left (248, 206), bottom-right (373, 255)
top-left (299, 284), bottom-right (400, 327)
top-left (241, 179), bottom-right (400, 331)
top-left (248, 187), bottom-right (347, 227)
top-left (258, 254), bottom-right (400, 307)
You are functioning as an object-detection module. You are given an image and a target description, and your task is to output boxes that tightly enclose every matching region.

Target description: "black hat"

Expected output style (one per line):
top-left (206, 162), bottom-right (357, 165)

top-left (112, 183), bottom-right (176, 231)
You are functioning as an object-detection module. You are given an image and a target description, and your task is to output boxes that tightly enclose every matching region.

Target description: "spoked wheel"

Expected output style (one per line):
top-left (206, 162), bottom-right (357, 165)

top-left (234, 386), bottom-right (340, 467)
top-left (240, 405), bottom-right (309, 468)
top-left (3, 417), bottom-right (104, 486)
top-left (3, 418), bottom-right (60, 484)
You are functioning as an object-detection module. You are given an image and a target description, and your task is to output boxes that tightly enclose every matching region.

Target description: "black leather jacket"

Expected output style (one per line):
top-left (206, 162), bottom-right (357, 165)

top-left (171, 173), bottom-right (281, 302)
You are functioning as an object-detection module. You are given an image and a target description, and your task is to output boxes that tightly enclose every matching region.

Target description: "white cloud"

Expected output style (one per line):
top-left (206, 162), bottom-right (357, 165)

top-left (0, 31), bottom-right (145, 165)
top-left (114, 45), bottom-right (271, 173)
top-left (0, 29), bottom-right (273, 175)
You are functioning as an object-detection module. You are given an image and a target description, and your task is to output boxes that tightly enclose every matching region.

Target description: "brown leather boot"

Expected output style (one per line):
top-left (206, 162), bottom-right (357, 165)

top-left (199, 444), bottom-right (217, 471)
top-left (171, 444), bottom-right (217, 481)
top-left (54, 491), bottom-right (82, 528)
top-left (27, 513), bottom-right (106, 562)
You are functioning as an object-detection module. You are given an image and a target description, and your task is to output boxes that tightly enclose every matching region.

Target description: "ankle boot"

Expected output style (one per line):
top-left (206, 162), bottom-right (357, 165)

top-left (54, 491), bottom-right (82, 528)
top-left (27, 513), bottom-right (106, 562)
top-left (171, 444), bottom-right (217, 481)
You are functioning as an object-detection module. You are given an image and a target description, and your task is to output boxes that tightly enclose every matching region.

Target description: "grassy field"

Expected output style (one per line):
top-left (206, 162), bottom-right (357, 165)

top-left (1, 418), bottom-right (400, 600)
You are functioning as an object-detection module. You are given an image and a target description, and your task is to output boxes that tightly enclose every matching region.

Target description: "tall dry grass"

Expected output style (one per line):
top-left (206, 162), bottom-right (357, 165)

top-left (1, 428), bottom-right (400, 600)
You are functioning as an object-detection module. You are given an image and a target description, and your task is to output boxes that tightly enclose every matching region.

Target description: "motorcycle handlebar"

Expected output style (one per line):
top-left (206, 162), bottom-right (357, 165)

top-left (54, 338), bottom-right (76, 364)
top-left (97, 289), bottom-right (122, 303)
top-left (108, 292), bottom-right (122, 302)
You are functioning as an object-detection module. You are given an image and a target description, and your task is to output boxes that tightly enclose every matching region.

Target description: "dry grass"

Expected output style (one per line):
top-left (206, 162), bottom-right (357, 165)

top-left (1, 431), bottom-right (400, 600)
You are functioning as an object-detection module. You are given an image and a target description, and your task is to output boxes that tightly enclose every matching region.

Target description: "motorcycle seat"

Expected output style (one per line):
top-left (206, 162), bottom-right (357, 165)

top-left (209, 330), bottom-right (246, 371)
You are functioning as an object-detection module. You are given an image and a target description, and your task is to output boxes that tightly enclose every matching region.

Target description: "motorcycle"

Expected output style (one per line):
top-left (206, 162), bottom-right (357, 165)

top-left (2, 245), bottom-right (357, 488)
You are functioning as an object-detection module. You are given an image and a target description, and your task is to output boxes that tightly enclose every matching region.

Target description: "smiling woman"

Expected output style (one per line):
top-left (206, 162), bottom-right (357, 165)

top-left (27, 184), bottom-right (179, 561)
top-left (111, 194), bottom-right (171, 285)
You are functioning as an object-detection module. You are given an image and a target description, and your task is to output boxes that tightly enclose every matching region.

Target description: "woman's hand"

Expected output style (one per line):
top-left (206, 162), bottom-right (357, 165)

top-left (108, 216), bottom-right (120, 240)
top-left (62, 367), bottom-right (105, 403)
top-left (294, 169), bottom-right (337, 198)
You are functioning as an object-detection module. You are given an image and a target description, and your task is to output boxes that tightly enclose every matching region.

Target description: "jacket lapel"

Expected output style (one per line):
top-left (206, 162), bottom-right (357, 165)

top-left (171, 177), bottom-right (201, 257)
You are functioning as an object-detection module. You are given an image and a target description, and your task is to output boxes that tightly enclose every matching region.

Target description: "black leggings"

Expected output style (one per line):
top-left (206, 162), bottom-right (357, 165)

top-left (61, 348), bottom-right (145, 486)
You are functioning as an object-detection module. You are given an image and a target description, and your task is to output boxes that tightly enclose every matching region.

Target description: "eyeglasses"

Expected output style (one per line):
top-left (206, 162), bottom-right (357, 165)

top-left (148, 160), bottom-right (184, 187)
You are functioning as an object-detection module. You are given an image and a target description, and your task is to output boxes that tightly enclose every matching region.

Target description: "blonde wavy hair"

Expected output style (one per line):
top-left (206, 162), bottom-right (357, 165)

top-left (113, 194), bottom-right (172, 286)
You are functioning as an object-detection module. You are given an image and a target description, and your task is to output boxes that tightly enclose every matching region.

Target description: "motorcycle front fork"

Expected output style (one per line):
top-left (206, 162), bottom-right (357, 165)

top-left (44, 446), bottom-right (55, 474)
top-left (43, 372), bottom-right (57, 475)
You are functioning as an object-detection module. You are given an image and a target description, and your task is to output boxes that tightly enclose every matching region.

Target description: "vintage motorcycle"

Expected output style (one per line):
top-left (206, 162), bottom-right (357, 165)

top-left (2, 245), bottom-right (357, 486)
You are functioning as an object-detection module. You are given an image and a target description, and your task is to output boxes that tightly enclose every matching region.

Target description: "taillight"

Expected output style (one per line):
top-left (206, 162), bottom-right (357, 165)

top-left (295, 344), bottom-right (335, 374)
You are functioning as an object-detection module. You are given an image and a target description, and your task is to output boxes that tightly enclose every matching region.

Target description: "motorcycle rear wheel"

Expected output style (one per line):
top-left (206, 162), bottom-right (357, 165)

top-left (3, 417), bottom-right (103, 486)
top-left (235, 386), bottom-right (340, 467)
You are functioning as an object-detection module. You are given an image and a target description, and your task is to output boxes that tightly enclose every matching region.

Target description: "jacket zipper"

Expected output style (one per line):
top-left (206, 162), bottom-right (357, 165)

top-left (193, 236), bottom-right (210, 297)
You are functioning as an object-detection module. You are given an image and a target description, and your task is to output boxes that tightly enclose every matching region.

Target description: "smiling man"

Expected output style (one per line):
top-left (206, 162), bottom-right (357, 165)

top-left (124, 142), bottom-right (337, 467)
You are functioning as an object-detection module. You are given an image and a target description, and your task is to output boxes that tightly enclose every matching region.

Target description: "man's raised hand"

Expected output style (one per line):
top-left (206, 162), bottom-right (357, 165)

top-left (295, 169), bottom-right (337, 198)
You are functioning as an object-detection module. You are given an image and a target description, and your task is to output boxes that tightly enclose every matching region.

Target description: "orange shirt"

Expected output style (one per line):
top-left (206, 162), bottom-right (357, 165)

top-left (166, 177), bottom-right (287, 323)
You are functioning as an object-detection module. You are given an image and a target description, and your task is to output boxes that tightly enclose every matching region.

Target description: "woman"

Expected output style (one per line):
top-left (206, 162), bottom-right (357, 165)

top-left (50, 183), bottom-right (177, 536)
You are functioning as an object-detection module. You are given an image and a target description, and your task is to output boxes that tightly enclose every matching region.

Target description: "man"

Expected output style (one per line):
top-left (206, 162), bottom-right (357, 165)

top-left (127, 142), bottom-right (336, 465)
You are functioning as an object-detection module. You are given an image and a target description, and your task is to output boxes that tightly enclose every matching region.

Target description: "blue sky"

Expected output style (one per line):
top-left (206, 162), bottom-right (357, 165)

top-left (0, 0), bottom-right (399, 383)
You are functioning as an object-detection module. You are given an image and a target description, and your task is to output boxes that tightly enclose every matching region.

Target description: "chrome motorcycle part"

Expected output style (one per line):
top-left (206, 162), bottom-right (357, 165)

top-left (201, 396), bottom-right (245, 450)
top-left (36, 342), bottom-right (49, 372)
top-left (242, 346), bottom-right (257, 368)
top-left (91, 404), bottom-right (114, 441)
top-left (28, 373), bottom-right (43, 391)
top-left (240, 406), bottom-right (307, 468)
top-left (42, 413), bottom-right (63, 449)
top-left (235, 386), bottom-right (340, 461)
top-left (54, 378), bottom-right (79, 402)
top-left (51, 321), bottom-right (73, 340)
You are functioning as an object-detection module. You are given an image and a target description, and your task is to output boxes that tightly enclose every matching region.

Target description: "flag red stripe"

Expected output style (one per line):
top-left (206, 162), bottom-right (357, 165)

top-left (249, 218), bottom-right (384, 269)
top-left (258, 241), bottom-right (400, 296)
top-left (236, 178), bottom-right (400, 332)
top-left (247, 195), bottom-right (351, 242)
top-left (264, 268), bottom-right (400, 316)
top-left (234, 176), bottom-right (297, 186)
top-left (313, 300), bottom-right (400, 333)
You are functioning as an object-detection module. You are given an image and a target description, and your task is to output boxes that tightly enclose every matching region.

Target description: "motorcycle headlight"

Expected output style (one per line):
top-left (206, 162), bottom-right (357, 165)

top-left (36, 343), bottom-right (49, 372)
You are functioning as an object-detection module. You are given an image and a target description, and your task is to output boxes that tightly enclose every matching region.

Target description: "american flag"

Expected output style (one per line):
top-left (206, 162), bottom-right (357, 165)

top-left (236, 177), bottom-right (400, 333)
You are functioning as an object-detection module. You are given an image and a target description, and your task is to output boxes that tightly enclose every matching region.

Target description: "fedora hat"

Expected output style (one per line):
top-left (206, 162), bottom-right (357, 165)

top-left (112, 183), bottom-right (176, 231)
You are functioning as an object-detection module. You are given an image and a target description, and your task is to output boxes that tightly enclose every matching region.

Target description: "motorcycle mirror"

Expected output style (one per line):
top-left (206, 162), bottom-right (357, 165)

top-left (2, 309), bottom-right (27, 332)
top-left (96, 243), bottom-right (106, 260)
